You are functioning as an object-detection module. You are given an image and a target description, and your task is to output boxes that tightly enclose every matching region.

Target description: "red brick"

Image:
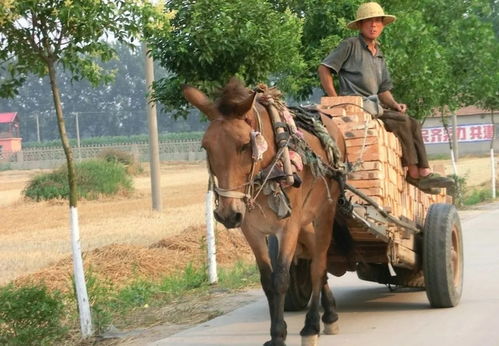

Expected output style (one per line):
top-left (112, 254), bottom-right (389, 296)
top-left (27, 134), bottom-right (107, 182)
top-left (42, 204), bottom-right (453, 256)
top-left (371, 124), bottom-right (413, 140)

top-left (321, 96), bottom-right (363, 107)
top-left (348, 170), bottom-right (384, 180)
top-left (348, 179), bottom-right (382, 189)
top-left (345, 136), bottom-right (379, 147)
top-left (319, 108), bottom-right (346, 117)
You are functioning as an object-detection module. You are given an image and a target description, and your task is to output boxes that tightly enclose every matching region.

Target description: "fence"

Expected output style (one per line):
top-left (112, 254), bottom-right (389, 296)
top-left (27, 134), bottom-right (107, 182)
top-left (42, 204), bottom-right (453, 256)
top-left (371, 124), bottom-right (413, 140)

top-left (1, 140), bottom-right (205, 170)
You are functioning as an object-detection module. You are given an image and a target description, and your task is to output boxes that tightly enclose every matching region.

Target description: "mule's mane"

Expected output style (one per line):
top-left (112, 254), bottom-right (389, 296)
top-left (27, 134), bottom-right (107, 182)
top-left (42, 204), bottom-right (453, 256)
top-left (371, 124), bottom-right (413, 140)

top-left (216, 78), bottom-right (253, 117)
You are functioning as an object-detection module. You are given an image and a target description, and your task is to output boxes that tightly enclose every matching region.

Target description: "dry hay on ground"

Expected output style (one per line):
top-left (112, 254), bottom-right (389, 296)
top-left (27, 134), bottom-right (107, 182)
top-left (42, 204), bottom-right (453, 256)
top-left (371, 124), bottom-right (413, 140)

top-left (15, 226), bottom-right (253, 293)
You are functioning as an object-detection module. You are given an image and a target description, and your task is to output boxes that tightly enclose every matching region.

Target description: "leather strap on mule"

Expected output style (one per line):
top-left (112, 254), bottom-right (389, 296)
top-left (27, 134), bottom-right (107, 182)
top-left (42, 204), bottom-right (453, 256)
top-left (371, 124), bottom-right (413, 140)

top-left (267, 102), bottom-right (295, 186)
top-left (213, 186), bottom-right (250, 199)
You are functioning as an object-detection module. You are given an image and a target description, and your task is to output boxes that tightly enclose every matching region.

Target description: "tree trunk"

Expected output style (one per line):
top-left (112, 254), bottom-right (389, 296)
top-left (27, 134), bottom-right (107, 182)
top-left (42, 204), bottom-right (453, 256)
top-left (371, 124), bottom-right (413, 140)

top-left (491, 110), bottom-right (496, 199)
top-left (47, 60), bottom-right (93, 338)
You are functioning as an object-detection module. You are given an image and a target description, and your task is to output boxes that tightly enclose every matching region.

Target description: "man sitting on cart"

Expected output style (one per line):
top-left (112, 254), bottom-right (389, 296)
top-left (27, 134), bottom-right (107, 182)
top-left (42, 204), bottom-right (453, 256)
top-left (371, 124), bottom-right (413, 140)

top-left (318, 2), bottom-right (454, 194)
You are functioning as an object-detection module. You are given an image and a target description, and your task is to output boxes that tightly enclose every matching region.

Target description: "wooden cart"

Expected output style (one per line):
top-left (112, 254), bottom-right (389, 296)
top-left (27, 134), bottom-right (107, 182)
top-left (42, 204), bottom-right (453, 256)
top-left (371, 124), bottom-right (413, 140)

top-left (269, 96), bottom-right (463, 311)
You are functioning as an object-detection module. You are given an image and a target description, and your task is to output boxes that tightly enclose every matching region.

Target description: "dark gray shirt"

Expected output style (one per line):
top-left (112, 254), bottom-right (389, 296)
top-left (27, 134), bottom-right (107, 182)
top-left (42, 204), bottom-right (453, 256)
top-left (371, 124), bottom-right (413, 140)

top-left (321, 35), bottom-right (393, 97)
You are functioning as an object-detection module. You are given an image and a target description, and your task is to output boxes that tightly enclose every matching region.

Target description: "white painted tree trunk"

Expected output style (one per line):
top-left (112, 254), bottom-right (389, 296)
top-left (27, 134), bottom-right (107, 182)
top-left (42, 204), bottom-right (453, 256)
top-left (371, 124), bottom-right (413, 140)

top-left (70, 207), bottom-right (93, 337)
top-left (205, 183), bottom-right (218, 284)
top-left (491, 149), bottom-right (496, 199)
top-left (450, 149), bottom-right (458, 176)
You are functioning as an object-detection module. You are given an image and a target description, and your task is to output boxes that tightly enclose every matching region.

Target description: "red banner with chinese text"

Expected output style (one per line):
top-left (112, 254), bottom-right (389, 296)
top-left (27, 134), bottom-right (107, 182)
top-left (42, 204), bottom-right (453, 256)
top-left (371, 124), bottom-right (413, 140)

top-left (422, 124), bottom-right (494, 144)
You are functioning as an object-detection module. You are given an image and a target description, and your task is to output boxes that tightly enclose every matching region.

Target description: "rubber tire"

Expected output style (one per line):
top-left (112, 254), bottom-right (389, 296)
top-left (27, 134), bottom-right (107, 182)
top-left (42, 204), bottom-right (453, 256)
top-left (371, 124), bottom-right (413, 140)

top-left (356, 263), bottom-right (425, 288)
top-left (267, 235), bottom-right (312, 311)
top-left (423, 203), bottom-right (464, 308)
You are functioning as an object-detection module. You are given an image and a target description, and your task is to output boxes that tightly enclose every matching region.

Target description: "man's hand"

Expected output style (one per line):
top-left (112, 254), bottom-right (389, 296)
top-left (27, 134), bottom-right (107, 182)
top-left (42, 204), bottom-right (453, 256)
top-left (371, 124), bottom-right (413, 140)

top-left (378, 91), bottom-right (408, 113)
top-left (396, 103), bottom-right (407, 113)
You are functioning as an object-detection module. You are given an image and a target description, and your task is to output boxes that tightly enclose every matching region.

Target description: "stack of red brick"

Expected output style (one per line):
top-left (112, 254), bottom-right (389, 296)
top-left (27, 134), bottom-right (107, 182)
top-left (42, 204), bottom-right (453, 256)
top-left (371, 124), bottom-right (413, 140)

top-left (319, 96), bottom-right (448, 226)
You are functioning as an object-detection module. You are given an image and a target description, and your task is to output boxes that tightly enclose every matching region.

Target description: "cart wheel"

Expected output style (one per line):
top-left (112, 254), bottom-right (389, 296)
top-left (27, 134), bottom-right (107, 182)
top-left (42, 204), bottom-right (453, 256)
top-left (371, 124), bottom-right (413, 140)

top-left (423, 203), bottom-right (463, 308)
top-left (268, 235), bottom-right (312, 311)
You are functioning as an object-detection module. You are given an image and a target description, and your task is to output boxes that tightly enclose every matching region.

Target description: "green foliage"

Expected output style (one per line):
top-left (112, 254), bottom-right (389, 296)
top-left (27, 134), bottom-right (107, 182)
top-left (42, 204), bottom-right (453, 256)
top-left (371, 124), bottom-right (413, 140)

top-left (114, 280), bottom-right (159, 310)
top-left (448, 174), bottom-right (467, 207)
top-left (81, 271), bottom-right (113, 336)
top-left (151, 0), bottom-right (498, 119)
top-left (217, 261), bottom-right (259, 289)
top-left (0, 0), bottom-right (157, 97)
top-left (151, 0), bottom-right (306, 115)
top-left (0, 284), bottom-right (67, 345)
top-left (0, 260), bottom-right (258, 340)
top-left (98, 149), bottom-right (143, 176)
top-left (160, 263), bottom-right (208, 292)
top-left (23, 159), bottom-right (133, 201)
top-left (463, 188), bottom-right (493, 206)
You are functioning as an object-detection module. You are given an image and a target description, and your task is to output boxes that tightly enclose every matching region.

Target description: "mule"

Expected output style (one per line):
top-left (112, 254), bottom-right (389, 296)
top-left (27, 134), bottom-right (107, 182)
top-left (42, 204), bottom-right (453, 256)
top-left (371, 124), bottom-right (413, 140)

top-left (183, 78), bottom-right (346, 346)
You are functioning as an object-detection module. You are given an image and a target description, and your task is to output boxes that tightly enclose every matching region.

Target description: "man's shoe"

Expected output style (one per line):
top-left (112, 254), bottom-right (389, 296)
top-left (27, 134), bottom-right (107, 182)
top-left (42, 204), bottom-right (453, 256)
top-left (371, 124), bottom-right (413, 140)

top-left (417, 173), bottom-right (455, 189)
top-left (406, 175), bottom-right (442, 194)
top-left (421, 187), bottom-right (442, 195)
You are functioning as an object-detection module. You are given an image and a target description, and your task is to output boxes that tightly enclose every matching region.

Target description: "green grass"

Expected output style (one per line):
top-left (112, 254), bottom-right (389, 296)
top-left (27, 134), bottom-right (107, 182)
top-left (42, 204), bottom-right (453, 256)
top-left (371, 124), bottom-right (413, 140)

top-left (463, 188), bottom-right (494, 206)
top-left (0, 284), bottom-right (67, 345)
top-left (0, 260), bottom-right (259, 344)
top-left (80, 261), bottom-right (258, 336)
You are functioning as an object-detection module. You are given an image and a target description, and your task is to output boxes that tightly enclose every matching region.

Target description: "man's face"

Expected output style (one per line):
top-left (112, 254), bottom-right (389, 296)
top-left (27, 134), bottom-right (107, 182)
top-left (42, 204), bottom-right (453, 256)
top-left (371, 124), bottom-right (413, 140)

top-left (359, 17), bottom-right (385, 41)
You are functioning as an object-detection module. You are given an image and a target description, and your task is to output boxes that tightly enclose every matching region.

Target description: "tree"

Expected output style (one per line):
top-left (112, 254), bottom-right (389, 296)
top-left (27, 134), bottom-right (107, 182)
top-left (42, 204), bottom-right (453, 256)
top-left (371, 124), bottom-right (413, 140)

top-left (0, 0), bottom-right (167, 337)
top-left (150, 0), bottom-right (305, 116)
top-left (152, 0), bottom-right (496, 120)
top-left (0, 43), bottom-right (206, 142)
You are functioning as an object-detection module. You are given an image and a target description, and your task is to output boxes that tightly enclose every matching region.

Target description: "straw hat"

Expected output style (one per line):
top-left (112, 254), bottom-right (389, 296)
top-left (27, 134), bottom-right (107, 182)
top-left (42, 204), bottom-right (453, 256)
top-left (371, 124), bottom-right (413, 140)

top-left (347, 2), bottom-right (396, 30)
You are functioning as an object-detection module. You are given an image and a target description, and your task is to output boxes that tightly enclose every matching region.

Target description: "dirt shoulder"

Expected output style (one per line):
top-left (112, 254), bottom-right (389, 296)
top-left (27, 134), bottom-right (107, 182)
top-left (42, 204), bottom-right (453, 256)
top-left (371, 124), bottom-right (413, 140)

top-left (90, 288), bottom-right (262, 346)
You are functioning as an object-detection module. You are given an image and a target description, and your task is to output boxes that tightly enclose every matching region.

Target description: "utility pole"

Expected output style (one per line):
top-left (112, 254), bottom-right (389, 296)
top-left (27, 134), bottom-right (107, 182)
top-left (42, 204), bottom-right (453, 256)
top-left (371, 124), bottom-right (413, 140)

top-left (144, 43), bottom-right (162, 211)
top-left (35, 114), bottom-right (41, 142)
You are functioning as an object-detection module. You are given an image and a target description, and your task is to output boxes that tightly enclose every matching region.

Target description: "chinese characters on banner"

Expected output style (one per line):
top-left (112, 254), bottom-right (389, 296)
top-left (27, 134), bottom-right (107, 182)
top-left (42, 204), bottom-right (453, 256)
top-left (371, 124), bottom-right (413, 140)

top-left (422, 124), bottom-right (494, 144)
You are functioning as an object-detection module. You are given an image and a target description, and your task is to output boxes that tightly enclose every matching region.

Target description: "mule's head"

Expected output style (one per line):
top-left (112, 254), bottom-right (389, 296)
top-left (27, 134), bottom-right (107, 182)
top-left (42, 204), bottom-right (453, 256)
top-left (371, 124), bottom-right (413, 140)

top-left (183, 78), bottom-right (265, 228)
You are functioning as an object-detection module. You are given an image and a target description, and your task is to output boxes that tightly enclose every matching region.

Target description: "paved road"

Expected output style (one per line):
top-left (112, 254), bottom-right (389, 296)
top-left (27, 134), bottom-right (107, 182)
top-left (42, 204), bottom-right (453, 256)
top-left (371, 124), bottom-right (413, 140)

top-left (154, 203), bottom-right (499, 346)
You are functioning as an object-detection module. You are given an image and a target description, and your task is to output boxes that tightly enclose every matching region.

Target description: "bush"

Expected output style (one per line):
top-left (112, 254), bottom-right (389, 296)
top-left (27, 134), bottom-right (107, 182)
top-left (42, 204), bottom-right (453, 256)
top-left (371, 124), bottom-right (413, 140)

top-left (98, 149), bottom-right (142, 175)
top-left (463, 188), bottom-right (492, 206)
top-left (23, 159), bottom-right (133, 201)
top-left (0, 284), bottom-right (67, 345)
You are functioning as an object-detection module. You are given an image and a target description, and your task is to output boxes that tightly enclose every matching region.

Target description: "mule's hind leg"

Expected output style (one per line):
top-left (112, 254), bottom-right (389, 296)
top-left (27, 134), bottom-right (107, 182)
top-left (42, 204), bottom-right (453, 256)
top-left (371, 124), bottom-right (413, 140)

top-left (321, 276), bottom-right (339, 335)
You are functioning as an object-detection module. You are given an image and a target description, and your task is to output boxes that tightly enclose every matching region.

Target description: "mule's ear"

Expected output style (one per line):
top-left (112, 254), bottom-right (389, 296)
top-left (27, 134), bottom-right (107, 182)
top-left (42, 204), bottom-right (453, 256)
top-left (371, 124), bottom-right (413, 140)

top-left (234, 91), bottom-right (258, 119)
top-left (182, 85), bottom-right (221, 121)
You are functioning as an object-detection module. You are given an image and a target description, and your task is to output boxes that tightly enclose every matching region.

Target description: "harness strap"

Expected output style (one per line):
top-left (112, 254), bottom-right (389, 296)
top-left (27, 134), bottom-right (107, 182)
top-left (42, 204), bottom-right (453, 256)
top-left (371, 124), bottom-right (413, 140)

top-left (214, 187), bottom-right (250, 199)
top-left (275, 132), bottom-right (290, 144)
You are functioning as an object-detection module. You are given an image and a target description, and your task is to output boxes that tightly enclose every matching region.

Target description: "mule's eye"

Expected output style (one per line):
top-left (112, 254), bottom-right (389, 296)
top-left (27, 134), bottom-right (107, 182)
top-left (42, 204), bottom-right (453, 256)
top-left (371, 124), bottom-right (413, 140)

top-left (239, 142), bottom-right (251, 153)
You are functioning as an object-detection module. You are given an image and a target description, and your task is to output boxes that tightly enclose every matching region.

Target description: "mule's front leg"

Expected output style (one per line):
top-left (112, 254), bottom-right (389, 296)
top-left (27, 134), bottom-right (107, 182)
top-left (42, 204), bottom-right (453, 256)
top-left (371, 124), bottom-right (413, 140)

top-left (265, 227), bottom-right (301, 346)
top-left (263, 257), bottom-right (291, 346)
top-left (243, 232), bottom-right (289, 346)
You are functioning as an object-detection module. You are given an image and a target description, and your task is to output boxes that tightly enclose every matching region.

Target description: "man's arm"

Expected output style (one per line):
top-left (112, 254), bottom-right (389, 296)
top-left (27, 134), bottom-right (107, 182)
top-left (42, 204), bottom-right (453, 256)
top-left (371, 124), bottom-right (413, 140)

top-left (378, 90), bottom-right (407, 113)
top-left (318, 64), bottom-right (338, 97)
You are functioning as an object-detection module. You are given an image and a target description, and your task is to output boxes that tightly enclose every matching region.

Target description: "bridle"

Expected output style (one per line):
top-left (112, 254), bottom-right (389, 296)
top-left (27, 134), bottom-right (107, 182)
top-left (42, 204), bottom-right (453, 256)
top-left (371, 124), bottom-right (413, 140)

top-left (207, 99), bottom-right (292, 211)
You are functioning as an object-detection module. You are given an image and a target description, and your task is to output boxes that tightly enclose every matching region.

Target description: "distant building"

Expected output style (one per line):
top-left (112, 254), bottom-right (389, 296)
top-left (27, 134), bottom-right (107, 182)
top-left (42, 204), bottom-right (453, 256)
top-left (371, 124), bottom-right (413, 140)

top-left (423, 106), bottom-right (498, 156)
top-left (0, 112), bottom-right (22, 159)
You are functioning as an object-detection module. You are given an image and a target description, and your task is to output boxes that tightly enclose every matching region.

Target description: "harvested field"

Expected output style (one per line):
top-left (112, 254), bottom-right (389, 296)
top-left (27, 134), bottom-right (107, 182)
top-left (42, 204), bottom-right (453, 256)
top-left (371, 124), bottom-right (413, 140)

top-left (0, 157), bottom-right (497, 288)
top-left (0, 162), bottom-right (215, 285)
top-left (15, 226), bottom-right (253, 293)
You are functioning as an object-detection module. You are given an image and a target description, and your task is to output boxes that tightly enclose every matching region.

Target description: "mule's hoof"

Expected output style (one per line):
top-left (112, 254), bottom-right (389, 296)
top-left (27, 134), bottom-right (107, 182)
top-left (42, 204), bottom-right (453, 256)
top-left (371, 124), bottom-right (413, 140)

top-left (323, 321), bottom-right (340, 335)
top-left (263, 340), bottom-right (286, 346)
top-left (301, 334), bottom-right (318, 346)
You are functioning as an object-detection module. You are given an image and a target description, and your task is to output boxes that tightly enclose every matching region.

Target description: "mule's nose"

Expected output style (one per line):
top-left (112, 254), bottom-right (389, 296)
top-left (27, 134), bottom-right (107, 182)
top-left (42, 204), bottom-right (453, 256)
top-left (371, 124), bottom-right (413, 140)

top-left (214, 210), bottom-right (243, 228)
